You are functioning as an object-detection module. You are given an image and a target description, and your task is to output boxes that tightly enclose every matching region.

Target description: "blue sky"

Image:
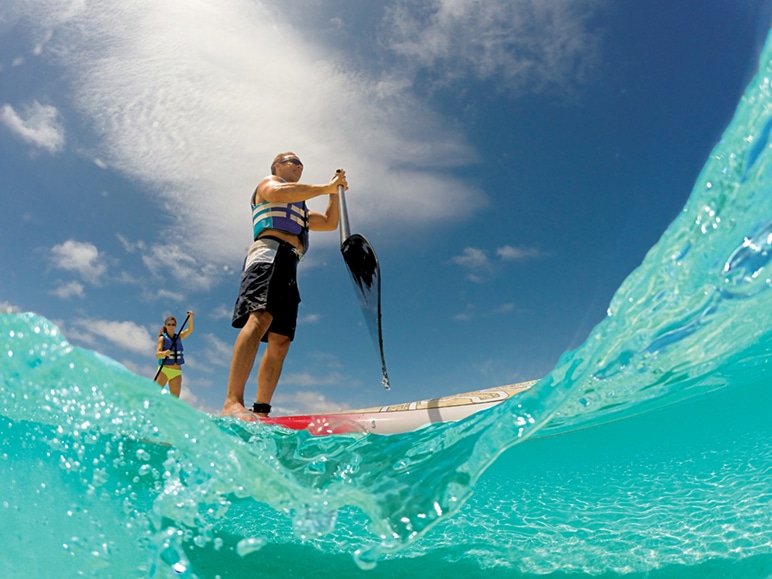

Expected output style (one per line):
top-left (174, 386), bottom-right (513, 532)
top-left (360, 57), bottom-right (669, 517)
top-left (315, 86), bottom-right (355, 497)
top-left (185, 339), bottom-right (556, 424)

top-left (1, 0), bottom-right (769, 415)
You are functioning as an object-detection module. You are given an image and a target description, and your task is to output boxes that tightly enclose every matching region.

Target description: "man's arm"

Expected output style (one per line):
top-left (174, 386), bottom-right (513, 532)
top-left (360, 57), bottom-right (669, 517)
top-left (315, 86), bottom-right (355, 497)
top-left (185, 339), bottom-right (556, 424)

top-left (256, 172), bottom-right (345, 204)
top-left (308, 194), bottom-right (340, 232)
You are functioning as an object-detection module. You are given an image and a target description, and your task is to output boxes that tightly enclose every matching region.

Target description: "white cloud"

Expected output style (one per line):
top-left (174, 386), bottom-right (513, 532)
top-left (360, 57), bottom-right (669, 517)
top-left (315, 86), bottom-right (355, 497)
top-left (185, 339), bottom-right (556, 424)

top-left (141, 243), bottom-right (222, 292)
top-left (0, 301), bottom-right (23, 314)
top-left (50, 240), bottom-right (106, 283)
top-left (298, 313), bottom-right (321, 325)
top-left (496, 245), bottom-right (544, 261)
top-left (9, 0), bottom-right (478, 266)
top-left (280, 371), bottom-right (348, 388)
top-left (492, 302), bottom-right (515, 314)
top-left (210, 304), bottom-right (233, 321)
top-left (69, 318), bottom-right (156, 356)
top-left (50, 280), bottom-right (85, 299)
top-left (152, 288), bottom-right (185, 303)
top-left (382, 0), bottom-right (603, 92)
top-left (452, 244), bottom-right (544, 282)
top-left (453, 301), bottom-right (516, 322)
top-left (271, 390), bottom-right (351, 415)
top-left (451, 247), bottom-right (490, 269)
top-left (180, 385), bottom-right (219, 414)
top-left (453, 309), bottom-right (476, 322)
top-left (451, 247), bottom-right (492, 282)
top-left (0, 100), bottom-right (65, 152)
top-left (120, 358), bottom-right (150, 377)
top-left (7, 0), bottom-right (601, 268)
top-left (200, 333), bottom-right (232, 369)
top-left (116, 234), bottom-right (145, 254)
top-left (276, 352), bottom-right (350, 390)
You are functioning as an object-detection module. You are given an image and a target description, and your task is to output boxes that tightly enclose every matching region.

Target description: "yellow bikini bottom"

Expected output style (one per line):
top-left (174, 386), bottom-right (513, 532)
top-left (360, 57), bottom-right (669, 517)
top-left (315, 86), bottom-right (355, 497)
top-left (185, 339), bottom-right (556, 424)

top-left (158, 366), bottom-right (182, 380)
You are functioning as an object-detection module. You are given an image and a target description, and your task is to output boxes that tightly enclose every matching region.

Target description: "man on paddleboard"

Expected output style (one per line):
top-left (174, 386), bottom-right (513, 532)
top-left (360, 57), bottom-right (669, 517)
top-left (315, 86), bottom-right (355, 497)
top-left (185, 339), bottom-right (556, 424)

top-left (222, 152), bottom-right (348, 417)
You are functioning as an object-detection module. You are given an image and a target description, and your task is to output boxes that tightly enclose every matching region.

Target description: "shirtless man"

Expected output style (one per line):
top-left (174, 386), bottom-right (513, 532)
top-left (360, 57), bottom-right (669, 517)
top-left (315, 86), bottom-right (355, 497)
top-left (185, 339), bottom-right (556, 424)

top-left (222, 152), bottom-right (347, 417)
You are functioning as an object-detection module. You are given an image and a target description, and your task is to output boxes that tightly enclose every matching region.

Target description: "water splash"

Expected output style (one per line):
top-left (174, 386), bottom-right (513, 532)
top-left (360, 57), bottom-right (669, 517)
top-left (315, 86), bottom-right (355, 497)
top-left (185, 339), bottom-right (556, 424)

top-left (4, 27), bottom-right (772, 579)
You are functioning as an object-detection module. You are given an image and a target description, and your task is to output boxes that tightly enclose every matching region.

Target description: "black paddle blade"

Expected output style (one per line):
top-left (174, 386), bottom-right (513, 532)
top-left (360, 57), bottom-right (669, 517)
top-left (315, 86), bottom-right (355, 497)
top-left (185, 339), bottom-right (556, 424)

top-left (341, 233), bottom-right (390, 389)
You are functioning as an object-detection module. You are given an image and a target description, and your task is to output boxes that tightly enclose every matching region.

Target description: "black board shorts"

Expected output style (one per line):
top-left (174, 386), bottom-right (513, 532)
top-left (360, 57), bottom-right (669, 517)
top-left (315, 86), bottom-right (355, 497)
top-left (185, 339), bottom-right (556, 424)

top-left (231, 237), bottom-right (301, 342)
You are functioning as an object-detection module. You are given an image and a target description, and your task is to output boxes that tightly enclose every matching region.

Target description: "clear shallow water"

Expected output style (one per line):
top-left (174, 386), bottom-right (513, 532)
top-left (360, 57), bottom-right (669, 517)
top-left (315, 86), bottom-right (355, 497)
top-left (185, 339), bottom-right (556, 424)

top-left (4, 33), bottom-right (772, 579)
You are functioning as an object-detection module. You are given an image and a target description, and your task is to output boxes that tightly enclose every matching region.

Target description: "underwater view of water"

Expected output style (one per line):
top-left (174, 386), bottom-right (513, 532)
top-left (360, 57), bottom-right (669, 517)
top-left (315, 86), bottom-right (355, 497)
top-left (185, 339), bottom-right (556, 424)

top-left (5, 29), bottom-right (772, 579)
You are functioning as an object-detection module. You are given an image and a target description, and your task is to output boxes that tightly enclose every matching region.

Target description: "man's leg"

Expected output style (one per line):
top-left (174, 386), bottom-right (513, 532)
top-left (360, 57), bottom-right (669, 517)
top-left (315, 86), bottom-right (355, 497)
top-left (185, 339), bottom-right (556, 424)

top-left (222, 310), bottom-right (273, 415)
top-left (255, 332), bottom-right (291, 415)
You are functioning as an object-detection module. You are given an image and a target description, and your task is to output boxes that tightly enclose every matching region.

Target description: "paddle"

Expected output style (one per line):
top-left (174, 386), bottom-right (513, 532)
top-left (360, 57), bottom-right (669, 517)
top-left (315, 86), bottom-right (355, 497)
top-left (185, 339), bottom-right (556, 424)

top-left (338, 184), bottom-right (391, 389)
top-left (153, 312), bottom-right (190, 382)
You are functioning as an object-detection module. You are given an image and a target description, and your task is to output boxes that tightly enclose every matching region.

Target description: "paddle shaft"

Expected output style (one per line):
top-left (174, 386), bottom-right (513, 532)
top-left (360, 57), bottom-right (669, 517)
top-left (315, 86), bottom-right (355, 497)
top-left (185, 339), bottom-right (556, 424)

top-left (338, 184), bottom-right (351, 246)
top-left (153, 312), bottom-right (190, 381)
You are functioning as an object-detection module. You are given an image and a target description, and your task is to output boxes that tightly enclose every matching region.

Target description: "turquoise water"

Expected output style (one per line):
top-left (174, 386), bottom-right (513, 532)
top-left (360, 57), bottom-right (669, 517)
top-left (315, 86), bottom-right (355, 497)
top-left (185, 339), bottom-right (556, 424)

top-left (5, 35), bottom-right (772, 579)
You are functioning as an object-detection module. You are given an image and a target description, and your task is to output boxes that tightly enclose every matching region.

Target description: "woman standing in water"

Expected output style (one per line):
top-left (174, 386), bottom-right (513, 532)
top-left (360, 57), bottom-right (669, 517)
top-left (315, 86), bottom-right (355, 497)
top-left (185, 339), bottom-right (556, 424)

top-left (155, 311), bottom-right (194, 397)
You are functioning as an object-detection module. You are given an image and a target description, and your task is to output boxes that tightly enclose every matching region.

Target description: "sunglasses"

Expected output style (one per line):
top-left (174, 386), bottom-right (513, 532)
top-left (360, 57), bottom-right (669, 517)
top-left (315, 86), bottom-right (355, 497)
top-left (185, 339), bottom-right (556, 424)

top-left (281, 158), bottom-right (303, 167)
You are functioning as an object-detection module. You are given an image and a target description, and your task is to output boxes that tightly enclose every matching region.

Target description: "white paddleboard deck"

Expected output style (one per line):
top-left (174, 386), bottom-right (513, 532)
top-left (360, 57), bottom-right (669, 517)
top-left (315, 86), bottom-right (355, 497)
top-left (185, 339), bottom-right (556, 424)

top-left (258, 380), bottom-right (537, 435)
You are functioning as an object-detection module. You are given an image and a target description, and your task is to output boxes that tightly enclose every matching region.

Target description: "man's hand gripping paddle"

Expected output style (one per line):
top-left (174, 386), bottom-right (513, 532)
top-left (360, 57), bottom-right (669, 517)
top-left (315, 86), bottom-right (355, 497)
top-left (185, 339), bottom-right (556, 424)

top-left (338, 182), bottom-right (391, 389)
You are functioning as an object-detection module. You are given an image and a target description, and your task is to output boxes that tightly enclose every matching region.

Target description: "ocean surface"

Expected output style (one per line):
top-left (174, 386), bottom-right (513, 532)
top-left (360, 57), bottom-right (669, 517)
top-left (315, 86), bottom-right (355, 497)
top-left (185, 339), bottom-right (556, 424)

top-left (5, 32), bottom-right (772, 579)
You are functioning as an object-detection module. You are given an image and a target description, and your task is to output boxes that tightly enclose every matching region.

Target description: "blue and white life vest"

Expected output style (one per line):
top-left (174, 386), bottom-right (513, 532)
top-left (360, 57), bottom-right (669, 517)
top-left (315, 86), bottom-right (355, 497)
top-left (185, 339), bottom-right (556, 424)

top-left (252, 200), bottom-right (309, 246)
top-left (161, 333), bottom-right (184, 365)
top-left (251, 178), bottom-right (309, 249)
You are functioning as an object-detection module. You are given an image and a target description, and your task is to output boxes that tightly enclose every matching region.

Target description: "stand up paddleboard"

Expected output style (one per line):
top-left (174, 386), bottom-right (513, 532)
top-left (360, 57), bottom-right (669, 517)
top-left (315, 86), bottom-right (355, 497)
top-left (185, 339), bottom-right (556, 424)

top-left (254, 380), bottom-right (536, 436)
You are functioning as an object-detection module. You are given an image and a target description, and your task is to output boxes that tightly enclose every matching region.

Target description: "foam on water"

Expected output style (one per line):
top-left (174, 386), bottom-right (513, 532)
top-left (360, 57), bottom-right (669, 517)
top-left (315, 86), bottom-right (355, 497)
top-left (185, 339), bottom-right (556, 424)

top-left (4, 28), bottom-right (772, 579)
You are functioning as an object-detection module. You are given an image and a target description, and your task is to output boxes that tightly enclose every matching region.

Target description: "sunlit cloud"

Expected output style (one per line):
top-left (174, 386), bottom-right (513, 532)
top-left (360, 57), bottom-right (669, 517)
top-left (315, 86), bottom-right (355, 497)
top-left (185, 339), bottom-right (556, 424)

top-left (453, 309), bottom-right (476, 322)
top-left (8, 0), bottom-right (479, 267)
top-left (116, 234), bottom-right (145, 254)
top-left (152, 288), bottom-right (185, 303)
top-left (452, 244), bottom-right (544, 282)
top-left (451, 247), bottom-right (490, 269)
top-left (199, 333), bottom-right (232, 369)
top-left (50, 280), bottom-right (85, 299)
top-left (0, 301), bottom-right (23, 314)
top-left (180, 385), bottom-right (219, 414)
top-left (120, 358), bottom-right (151, 378)
top-left (453, 301), bottom-right (516, 322)
top-left (492, 302), bottom-right (516, 314)
top-left (450, 247), bottom-right (493, 283)
top-left (0, 100), bottom-right (65, 152)
top-left (141, 243), bottom-right (223, 292)
top-left (382, 0), bottom-right (604, 93)
top-left (280, 371), bottom-right (348, 388)
top-left (496, 245), bottom-right (544, 261)
top-left (271, 390), bottom-right (351, 415)
top-left (8, 0), bottom-right (594, 279)
top-left (68, 317), bottom-right (156, 355)
top-left (298, 313), bottom-right (322, 325)
top-left (209, 304), bottom-right (233, 321)
top-left (50, 240), bottom-right (107, 283)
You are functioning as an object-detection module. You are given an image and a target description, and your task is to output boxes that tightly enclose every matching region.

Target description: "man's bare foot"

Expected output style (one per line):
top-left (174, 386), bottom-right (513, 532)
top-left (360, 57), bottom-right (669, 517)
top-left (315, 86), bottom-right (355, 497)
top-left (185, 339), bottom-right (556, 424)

top-left (221, 401), bottom-right (269, 421)
top-left (221, 401), bottom-right (248, 417)
top-left (226, 410), bottom-right (259, 423)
